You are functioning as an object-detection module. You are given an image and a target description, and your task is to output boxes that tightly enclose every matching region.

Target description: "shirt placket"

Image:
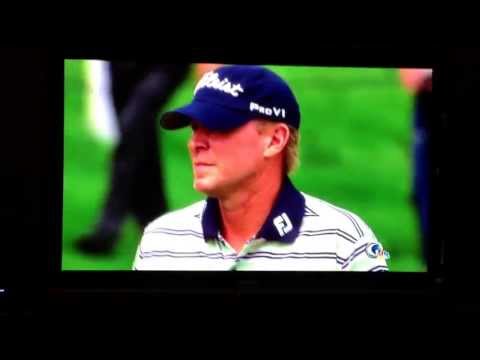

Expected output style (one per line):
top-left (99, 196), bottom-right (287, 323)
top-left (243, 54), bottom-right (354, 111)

top-left (218, 232), bottom-right (255, 270)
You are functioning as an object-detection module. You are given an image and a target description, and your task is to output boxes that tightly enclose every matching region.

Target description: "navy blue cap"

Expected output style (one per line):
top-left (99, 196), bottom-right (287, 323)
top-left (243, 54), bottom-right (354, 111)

top-left (160, 65), bottom-right (301, 131)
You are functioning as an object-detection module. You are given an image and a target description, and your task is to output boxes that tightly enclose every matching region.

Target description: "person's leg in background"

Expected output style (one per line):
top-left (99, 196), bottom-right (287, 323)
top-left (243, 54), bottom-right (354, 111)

top-left (76, 63), bottom-right (190, 254)
top-left (128, 64), bottom-right (190, 228)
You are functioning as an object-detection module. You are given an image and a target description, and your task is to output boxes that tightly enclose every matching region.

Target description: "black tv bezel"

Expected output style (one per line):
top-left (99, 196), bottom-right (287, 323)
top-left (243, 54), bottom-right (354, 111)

top-left (49, 46), bottom-right (447, 300)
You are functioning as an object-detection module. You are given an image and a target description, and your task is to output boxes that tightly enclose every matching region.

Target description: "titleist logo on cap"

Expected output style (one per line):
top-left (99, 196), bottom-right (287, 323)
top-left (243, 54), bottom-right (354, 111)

top-left (194, 71), bottom-right (245, 97)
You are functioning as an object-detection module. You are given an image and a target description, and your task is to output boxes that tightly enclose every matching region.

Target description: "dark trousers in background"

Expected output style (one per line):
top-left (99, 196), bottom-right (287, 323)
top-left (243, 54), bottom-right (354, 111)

top-left (94, 63), bottom-right (190, 238)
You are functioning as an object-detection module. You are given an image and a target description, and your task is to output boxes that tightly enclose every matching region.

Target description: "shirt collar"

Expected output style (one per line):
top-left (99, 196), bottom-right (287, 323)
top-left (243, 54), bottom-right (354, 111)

top-left (201, 177), bottom-right (305, 244)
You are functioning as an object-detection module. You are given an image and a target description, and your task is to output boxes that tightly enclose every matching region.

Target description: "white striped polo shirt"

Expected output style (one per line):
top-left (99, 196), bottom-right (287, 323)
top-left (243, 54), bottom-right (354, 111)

top-left (133, 177), bottom-right (389, 271)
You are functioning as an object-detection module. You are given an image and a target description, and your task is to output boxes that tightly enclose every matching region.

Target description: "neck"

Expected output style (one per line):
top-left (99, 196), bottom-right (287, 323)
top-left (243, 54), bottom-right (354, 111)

top-left (218, 169), bottom-right (284, 252)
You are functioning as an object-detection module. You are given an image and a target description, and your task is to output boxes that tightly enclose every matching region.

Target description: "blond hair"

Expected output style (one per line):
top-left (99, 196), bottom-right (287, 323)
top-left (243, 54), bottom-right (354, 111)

top-left (256, 121), bottom-right (300, 174)
top-left (285, 126), bottom-right (300, 174)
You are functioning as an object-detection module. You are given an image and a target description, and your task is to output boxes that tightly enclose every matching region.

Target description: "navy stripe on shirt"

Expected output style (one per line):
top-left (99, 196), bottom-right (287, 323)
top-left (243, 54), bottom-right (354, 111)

top-left (140, 250), bottom-right (237, 260)
top-left (300, 229), bottom-right (358, 244)
top-left (141, 254), bottom-right (232, 260)
top-left (304, 206), bottom-right (319, 217)
top-left (323, 203), bottom-right (364, 238)
top-left (240, 254), bottom-right (337, 260)
top-left (367, 265), bottom-right (389, 272)
top-left (242, 251), bottom-right (337, 260)
top-left (140, 250), bottom-right (340, 261)
top-left (145, 228), bottom-right (205, 239)
top-left (249, 251), bottom-right (337, 256)
top-left (341, 243), bottom-right (369, 269)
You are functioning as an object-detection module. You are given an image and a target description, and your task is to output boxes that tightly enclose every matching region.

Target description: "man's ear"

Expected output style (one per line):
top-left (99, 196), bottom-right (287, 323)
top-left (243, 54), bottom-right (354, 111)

top-left (264, 123), bottom-right (290, 158)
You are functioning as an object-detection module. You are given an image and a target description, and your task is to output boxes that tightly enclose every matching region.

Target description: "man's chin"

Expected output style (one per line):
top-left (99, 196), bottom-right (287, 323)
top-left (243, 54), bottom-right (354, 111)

top-left (193, 179), bottom-right (218, 196)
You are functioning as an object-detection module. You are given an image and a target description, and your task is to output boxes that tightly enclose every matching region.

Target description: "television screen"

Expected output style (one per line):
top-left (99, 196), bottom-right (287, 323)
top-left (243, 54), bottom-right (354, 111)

top-left (14, 47), bottom-right (480, 319)
top-left (62, 60), bottom-right (434, 273)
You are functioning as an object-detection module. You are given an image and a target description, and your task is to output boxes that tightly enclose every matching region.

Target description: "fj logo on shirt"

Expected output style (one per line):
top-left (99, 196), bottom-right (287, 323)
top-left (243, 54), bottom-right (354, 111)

top-left (194, 71), bottom-right (244, 97)
top-left (273, 212), bottom-right (293, 237)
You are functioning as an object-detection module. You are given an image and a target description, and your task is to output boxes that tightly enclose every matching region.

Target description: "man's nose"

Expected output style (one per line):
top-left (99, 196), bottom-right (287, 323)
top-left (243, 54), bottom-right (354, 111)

top-left (189, 125), bottom-right (210, 153)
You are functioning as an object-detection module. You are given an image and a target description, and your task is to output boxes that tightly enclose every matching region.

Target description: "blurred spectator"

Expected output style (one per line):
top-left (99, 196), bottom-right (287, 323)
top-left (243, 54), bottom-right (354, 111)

top-left (75, 62), bottom-right (190, 254)
top-left (399, 68), bottom-right (433, 266)
top-left (76, 62), bottom-right (223, 255)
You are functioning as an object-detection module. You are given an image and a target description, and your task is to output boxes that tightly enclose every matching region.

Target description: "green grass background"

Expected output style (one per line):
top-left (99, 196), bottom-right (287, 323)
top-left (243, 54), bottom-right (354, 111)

top-left (63, 60), bottom-right (425, 272)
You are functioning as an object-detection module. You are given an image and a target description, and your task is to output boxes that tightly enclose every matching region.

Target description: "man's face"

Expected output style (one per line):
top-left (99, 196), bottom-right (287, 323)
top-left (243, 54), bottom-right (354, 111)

top-left (188, 120), bottom-right (267, 197)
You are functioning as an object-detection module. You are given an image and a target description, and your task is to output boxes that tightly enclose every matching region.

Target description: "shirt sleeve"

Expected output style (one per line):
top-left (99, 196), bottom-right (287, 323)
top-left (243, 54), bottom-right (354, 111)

top-left (339, 220), bottom-right (390, 272)
top-left (132, 241), bottom-right (142, 270)
top-left (132, 223), bottom-right (154, 271)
